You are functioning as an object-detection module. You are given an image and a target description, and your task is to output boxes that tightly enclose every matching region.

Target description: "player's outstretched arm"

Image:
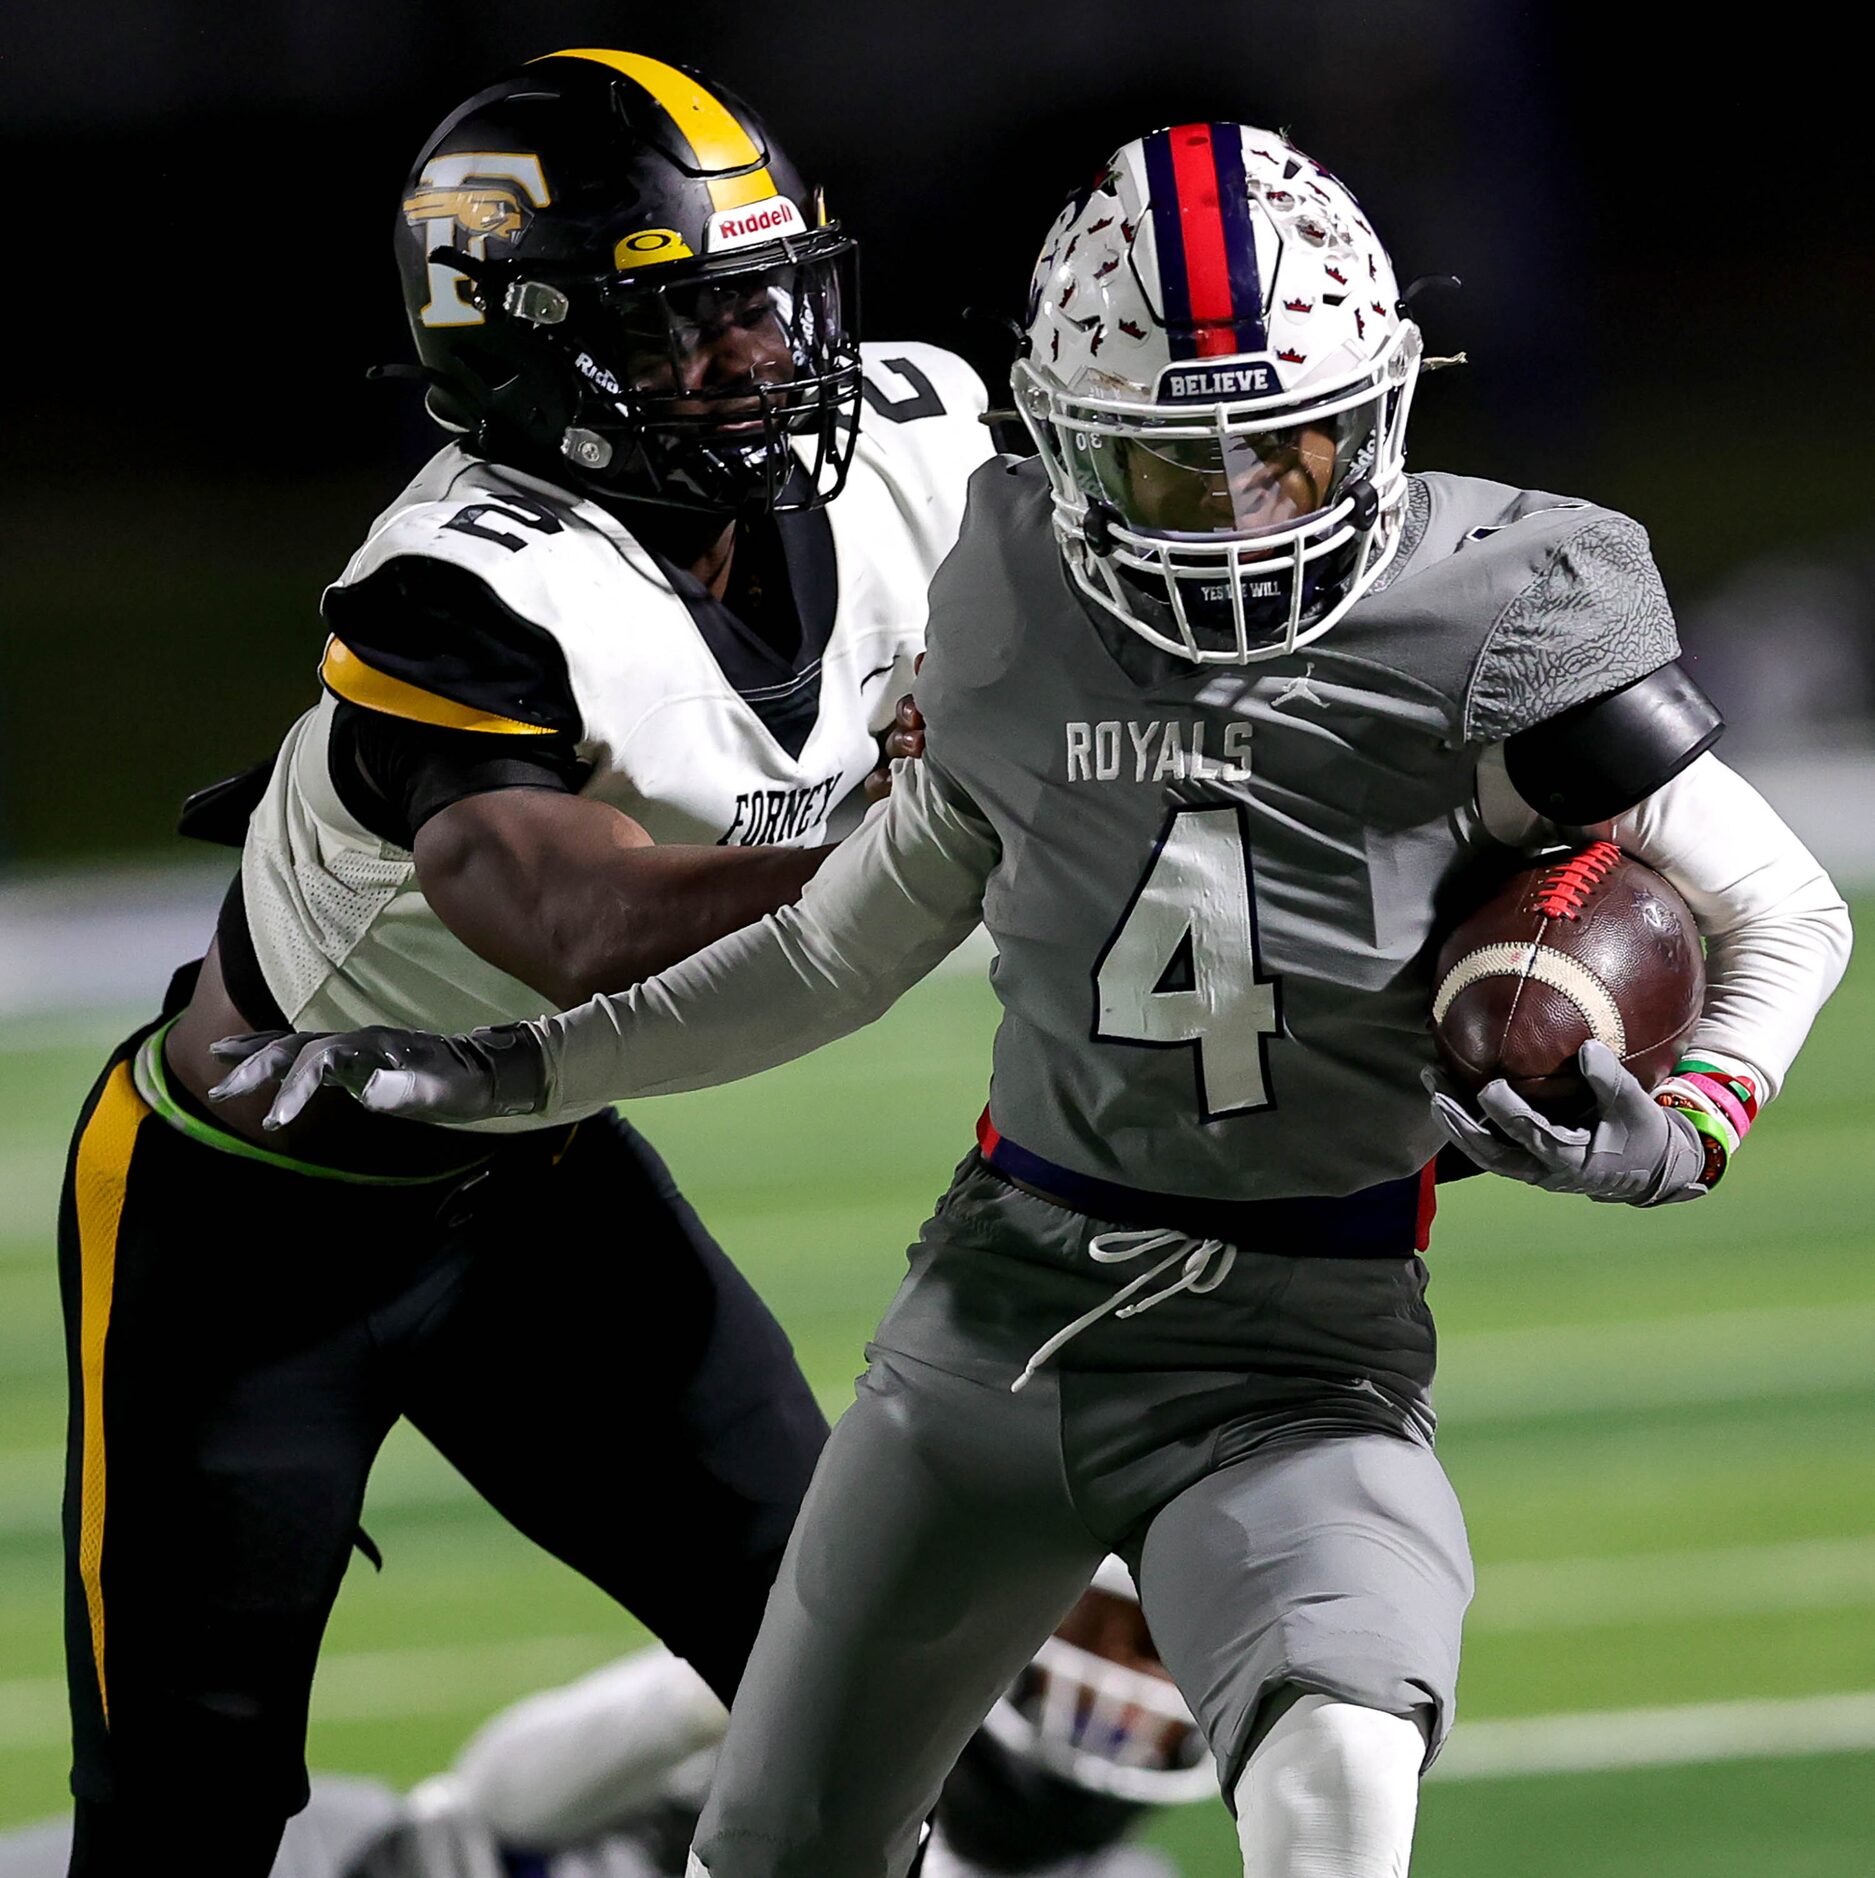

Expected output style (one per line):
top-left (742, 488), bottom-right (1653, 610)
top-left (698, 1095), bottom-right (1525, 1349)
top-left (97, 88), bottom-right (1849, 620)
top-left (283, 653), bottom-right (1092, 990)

top-left (211, 757), bottom-right (999, 1128)
top-left (1434, 753), bottom-right (1852, 1203)
top-left (411, 690), bottom-right (925, 1006)
top-left (414, 787), bottom-right (836, 1009)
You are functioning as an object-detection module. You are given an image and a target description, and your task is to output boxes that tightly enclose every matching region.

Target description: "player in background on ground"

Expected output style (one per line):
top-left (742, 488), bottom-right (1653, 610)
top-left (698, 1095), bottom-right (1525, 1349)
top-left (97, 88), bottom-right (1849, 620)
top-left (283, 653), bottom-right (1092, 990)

top-left (354, 1557), bottom-right (1197, 1877)
top-left (56, 48), bottom-right (987, 1875)
top-left (217, 122), bottom-right (1851, 1878)
top-left (0, 1563), bottom-right (1194, 1876)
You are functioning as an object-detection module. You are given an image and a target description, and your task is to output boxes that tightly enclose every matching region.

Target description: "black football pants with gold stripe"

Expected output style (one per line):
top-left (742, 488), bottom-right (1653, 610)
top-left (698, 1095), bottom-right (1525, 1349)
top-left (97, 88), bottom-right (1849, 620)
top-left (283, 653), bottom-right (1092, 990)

top-left (57, 1018), bottom-right (829, 1875)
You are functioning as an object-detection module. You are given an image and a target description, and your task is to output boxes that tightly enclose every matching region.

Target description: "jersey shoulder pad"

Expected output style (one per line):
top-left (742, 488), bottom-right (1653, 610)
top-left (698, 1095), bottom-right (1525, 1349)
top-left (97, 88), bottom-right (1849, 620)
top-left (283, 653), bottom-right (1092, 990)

top-left (1407, 470), bottom-right (1594, 563)
top-left (321, 451), bottom-right (644, 740)
top-left (1401, 475), bottom-right (1680, 744)
top-left (859, 340), bottom-right (990, 424)
top-left (337, 451), bottom-right (601, 606)
top-left (856, 342), bottom-right (995, 488)
top-left (322, 552), bottom-right (582, 741)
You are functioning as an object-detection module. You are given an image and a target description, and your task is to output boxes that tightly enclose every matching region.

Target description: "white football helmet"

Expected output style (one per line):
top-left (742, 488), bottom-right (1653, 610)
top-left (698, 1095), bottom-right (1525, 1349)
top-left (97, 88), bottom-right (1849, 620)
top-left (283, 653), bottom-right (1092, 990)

top-left (982, 1555), bottom-right (1214, 1803)
top-left (1015, 122), bottom-right (1422, 663)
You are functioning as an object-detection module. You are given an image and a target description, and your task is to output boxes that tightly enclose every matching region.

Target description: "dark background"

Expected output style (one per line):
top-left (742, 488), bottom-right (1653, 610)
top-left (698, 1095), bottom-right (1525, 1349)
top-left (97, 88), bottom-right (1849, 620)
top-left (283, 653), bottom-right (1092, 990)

top-left (4, 0), bottom-right (1871, 864)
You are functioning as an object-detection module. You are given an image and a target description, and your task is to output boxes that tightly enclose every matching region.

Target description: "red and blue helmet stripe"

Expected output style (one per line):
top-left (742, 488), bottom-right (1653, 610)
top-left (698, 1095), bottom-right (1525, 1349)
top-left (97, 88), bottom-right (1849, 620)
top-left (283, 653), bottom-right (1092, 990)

top-left (1142, 123), bottom-right (1268, 360)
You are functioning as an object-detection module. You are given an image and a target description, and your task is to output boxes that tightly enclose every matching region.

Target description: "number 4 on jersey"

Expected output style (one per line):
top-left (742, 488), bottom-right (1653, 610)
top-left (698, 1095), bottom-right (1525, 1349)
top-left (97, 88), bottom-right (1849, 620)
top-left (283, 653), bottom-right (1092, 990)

top-left (1094, 806), bottom-right (1283, 1118)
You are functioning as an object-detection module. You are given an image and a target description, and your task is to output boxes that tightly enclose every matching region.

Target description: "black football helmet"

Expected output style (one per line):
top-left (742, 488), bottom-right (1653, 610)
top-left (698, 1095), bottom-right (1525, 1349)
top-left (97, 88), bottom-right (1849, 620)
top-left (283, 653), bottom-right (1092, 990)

top-left (395, 48), bottom-right (861, 513)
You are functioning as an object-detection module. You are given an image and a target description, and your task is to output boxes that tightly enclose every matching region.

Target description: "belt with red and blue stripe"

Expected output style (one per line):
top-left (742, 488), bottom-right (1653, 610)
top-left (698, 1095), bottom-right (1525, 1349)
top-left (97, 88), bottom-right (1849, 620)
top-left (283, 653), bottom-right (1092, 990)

top-left (976, 1108), bottom-right (1437, 1257)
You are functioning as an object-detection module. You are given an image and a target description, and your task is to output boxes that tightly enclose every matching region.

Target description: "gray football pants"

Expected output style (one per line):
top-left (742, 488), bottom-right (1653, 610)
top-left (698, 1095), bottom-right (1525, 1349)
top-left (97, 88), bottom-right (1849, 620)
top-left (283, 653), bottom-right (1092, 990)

top-left (690, 1160), bottom-right (1473, 1878)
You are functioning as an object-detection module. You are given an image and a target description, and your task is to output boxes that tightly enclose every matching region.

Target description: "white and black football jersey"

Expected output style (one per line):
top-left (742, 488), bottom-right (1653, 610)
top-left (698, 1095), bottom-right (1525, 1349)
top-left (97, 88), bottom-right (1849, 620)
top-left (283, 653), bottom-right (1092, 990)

top-left (235, 342), bottom-right (990, 1059)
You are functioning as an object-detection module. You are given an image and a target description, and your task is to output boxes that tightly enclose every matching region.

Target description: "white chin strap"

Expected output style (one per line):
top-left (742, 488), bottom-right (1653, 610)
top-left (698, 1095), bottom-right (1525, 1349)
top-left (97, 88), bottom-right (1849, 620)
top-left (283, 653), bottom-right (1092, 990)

top-left (1233, 1695), bottom-right (1424, 1877)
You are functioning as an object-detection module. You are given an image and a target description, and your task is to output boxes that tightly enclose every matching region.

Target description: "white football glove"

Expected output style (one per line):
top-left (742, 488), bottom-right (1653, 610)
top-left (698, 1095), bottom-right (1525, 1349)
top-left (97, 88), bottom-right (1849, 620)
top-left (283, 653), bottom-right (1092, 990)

top-left (209, 1024), bottom-right (549, 1129)
top-left (1425, 1039), bottom-right (1708, 1206)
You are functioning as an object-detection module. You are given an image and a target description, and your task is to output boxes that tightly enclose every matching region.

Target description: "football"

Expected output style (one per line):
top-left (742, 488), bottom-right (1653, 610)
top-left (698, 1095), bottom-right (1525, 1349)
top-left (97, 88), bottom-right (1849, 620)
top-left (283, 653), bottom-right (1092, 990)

top-left (1431, 840), bottom-right (1705, 1120)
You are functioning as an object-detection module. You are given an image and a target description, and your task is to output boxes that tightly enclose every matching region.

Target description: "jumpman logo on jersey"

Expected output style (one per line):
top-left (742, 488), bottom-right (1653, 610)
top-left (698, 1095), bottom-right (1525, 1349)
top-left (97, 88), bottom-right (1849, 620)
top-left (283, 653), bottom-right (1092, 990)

top-left (1270, 662), bottom-right (1327, 711)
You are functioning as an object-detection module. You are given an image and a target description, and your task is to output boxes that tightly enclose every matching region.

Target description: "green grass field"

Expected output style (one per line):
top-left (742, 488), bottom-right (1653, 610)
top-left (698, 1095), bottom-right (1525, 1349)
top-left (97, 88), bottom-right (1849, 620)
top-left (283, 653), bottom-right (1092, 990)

top-left (2, 924), bottom-right (1871, 1873)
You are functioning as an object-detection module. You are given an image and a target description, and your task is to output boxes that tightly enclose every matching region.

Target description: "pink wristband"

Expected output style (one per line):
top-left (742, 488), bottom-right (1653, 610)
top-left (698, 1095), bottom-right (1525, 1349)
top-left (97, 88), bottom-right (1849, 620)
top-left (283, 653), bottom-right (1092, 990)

top-left (1677, 1070), bottom-right (1753, 1144)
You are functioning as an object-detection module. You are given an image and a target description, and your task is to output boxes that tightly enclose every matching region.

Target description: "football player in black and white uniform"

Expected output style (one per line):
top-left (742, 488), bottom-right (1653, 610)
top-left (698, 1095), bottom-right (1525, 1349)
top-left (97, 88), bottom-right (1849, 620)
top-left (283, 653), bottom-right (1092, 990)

top-left (54, 49), bottom-right (988, 1874)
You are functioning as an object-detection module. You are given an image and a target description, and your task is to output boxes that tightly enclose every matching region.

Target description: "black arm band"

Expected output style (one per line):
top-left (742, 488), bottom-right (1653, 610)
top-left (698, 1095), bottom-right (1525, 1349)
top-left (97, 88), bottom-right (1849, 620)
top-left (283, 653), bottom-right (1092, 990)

top-left (1503, 662), bottom-right (1724, 825)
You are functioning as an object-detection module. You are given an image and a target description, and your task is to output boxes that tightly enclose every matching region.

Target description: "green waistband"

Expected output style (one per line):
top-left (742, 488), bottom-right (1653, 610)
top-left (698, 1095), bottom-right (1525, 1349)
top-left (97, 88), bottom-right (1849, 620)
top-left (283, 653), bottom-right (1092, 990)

top-left (132, 1020), bottom-right (488, 1187)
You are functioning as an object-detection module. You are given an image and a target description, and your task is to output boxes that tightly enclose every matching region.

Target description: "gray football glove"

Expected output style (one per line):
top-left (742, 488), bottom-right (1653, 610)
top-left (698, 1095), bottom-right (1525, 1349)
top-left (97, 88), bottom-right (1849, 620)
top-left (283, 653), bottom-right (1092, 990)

top-left (1425, 1039), bottom-right (1708, 1206)
top-left (209, 1024), bottom-right (549, 1130)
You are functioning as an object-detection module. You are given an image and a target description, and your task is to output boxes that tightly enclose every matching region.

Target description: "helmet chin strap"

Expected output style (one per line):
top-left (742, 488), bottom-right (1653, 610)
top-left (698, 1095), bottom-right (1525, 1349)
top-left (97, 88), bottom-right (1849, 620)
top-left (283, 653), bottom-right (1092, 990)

top-left (1346, 477), bottom-right (1380, 530)
top-left (1081, 499), bottom-right (1121, 557)
top-left (561, 427), bottom-right (613, 470)
top-left (547, 411), bottom-right (782, 515)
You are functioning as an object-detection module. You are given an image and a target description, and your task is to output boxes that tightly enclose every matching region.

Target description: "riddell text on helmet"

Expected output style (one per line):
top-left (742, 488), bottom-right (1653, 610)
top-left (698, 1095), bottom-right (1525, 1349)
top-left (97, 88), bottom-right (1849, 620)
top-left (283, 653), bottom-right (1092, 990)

top-left (709, 198), bottom-right (805, 249)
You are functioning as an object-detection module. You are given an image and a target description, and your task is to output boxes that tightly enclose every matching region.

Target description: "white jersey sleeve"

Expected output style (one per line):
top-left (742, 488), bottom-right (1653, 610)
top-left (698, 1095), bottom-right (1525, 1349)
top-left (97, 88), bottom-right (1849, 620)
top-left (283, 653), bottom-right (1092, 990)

top-left (1480, 748), bottom-right (1852, 1102)
top-left (444, 1646), bottom-right (726, 1849)
top-left (533, 758), bottom-right (999, 1119)
top-left (847, 341), bottom-right (995, 732)
top-left (1594, 754), bottom-right (1851, 1101)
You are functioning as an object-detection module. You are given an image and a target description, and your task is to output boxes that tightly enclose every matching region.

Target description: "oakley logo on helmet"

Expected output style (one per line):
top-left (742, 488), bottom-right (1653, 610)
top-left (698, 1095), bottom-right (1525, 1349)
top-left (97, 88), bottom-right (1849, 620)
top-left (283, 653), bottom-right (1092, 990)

top-left (1157, 361), bottom-right (1283, 403)
top-left (613, 227), bottom-right (696, 269)
top-left (403, 151), bottom-right (552, 329)
top-left (707, 196), bottom-right (804, 252)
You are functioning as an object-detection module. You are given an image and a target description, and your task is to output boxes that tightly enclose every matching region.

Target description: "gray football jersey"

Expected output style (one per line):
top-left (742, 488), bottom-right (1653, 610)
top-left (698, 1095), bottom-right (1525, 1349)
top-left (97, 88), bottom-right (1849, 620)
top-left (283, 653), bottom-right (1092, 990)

top-left (915, 457), bottom-right (1680, 1202)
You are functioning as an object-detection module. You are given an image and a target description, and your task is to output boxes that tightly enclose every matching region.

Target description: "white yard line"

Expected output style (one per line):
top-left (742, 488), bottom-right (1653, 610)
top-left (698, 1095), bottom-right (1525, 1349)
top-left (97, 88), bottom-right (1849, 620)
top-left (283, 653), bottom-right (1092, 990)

top-left (1471, 1534), bottom-right (1875, 1632)
top-left (1434, 1690), bottom-right (1875, 1780)
top-left (0, 1633), bottom-right (627, 1750)
top-left (0, 865), bottom-right (227, 1023)
top-left (1433, 1301), bottom-right (1875, 1422)
top-left (0, 881), bottom-right (995, 1026)
top-left (2, 1297), bottom-right (1873, 1533)
top-left (3, 1640), bottom-right (1873, 1785)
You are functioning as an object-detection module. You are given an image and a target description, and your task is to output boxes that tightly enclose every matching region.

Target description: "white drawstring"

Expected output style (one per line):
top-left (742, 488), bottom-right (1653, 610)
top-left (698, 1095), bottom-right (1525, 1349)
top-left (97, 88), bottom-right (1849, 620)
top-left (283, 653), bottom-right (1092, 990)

top-left (1010, 1230), bottom-right (1238, 1394)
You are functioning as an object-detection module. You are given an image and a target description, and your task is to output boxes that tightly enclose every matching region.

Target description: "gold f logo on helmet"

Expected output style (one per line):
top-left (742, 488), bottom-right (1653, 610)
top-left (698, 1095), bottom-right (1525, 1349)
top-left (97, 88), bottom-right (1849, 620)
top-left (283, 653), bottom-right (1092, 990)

top-left (402, 152), bottom-right (552, 328)
top-left (402, 186), bottom-right (531, 240)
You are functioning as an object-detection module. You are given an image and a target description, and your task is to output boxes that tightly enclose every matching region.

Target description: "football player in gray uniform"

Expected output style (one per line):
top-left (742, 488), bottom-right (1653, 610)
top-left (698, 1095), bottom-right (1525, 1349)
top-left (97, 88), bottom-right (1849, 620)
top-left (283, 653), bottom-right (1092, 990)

top-left (218, 122), bottom-right (1852, 1878)
top-left (56, 48), bottom-right (986, 1877)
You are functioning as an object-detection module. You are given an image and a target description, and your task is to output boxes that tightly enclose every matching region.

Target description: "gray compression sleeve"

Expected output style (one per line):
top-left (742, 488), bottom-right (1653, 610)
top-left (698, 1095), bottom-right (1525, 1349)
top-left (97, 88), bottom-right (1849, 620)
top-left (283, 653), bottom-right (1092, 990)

top-left (529, 759), bottom-right (1000, 1118)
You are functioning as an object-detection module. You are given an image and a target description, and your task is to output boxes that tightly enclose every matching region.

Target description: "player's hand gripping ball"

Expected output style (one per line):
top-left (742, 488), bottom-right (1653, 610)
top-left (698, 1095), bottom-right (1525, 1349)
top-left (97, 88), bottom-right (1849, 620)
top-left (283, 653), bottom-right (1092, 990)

top-left (1426, 841), bottom-right (1710, 1204)
top-left (1430, 841), bottom-right (1703, 1118)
